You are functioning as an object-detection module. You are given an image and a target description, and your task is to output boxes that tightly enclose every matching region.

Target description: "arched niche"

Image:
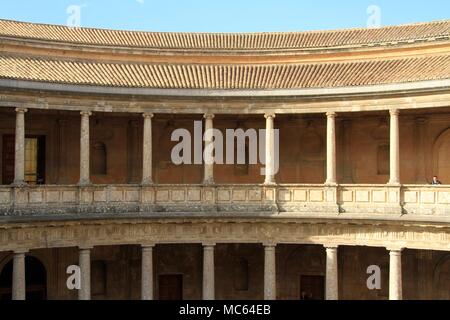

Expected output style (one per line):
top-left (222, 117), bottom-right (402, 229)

top-left (432, 128), bottom-right (450, 183)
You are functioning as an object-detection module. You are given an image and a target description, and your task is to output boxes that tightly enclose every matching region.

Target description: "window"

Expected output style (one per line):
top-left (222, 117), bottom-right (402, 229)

top-left (91, 142), bottom-right (107, 175)
top-left (24, 138), bottom-right (38, 184)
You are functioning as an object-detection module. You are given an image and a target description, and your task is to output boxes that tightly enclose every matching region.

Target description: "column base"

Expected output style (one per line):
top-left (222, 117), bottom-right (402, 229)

top-left (387, 181), bottom-right (401, 187)
top-left (78, 180), bottom-right (92, 187)
top-left (141, 179), bottom-right (154, 186)
top-left (11, 180), bottom-right (27, 188)
top-left (263, 180), bottom-right (277, 186)
top-left (203, 179), bottom-right (215, 186)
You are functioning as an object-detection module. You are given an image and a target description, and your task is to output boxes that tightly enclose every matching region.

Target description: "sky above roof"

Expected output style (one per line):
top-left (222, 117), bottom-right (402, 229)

top-left (1, 0), bottom-right (449, 33)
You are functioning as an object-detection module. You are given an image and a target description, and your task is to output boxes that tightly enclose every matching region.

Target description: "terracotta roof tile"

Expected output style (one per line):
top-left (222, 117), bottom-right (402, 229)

top-left (1, 19), bottom-right (450, 50)
top-left (1, 54), bottom-right (450, 89)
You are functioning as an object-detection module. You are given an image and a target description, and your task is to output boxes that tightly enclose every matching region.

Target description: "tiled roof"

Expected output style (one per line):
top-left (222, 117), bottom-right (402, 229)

top-left (1, 54), bottom-right (449, 89)
top-left (1, 19), bottom-right (450, 51)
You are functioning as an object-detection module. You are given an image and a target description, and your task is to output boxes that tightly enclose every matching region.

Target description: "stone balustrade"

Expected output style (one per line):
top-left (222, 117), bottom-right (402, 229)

top-left (0, 184), bottom-right (449, 219)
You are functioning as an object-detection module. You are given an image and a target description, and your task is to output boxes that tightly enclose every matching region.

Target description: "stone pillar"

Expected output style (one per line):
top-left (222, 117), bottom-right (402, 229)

top-left (264, 244), bottom-right (276, 300)
top-left (325, 246), bottom-right (339, 300)
top-left (389, 248), bottom-right (403, 300)
top-left (12, 251), bottom-right (27, 300)
top-left (325, 112), bottom-right (337, 185)
top-left (141, 245), bottom-right (154, 300)
top-left (202, 243), bottom-right (215, 300)
top-left (142, 113), bottom-right (154, 185)
top-left (203, 114), bottom-right (215, 185)
top-left (13, 108), bottom-right (28, 186)
top-left (264, 113), bottom-right (276, 185)
top-left (78, 247), bottom-right (92, 300)
top-left (389, 109), bottom-right (400, 185)
top-left (78, 111), bottom-right (92, 186)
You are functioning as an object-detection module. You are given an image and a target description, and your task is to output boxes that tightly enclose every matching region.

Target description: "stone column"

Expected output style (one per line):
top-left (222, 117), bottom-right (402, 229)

top-left (142, 113), bottom-right (154, 185)
top-left (264, 113), bottom-right (276, 185)
top-left (202, 243), bottom-right (215, 300)
top-left (325, 246), bottom-right (339, 300)
top-left (264, 244), bottom-right (276, 300)
top-left (203, 114), bottom-right (215, 185)
top-left (141, 245), bottom-right (154, 300)
top-left (389, 109), bottom-right (400, 185)
top-left (13, 108), bottom-right (28, 186)
top-left (325, 112), bottom-right (337, 185)
top-left (78, 247), bottom-right (92, 300)
top-left (12, 251), bottom-right (27, 300)
top-left (78, 111), bottom-right (92, 186)
top-left (389, 248), bottom-right (403, 300)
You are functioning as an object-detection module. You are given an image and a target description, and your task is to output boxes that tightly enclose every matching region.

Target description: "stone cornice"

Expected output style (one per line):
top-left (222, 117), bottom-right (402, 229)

top-left (1, 81), bottom-right (450, 114)
top-left (0, 217), bottom-right (448, 252)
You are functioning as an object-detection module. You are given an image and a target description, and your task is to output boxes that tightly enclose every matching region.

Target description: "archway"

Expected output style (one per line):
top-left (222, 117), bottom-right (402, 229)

top-left (433, 254), bottom-right (450, 300)
top-left (0, 256), bottom-right (47, 300)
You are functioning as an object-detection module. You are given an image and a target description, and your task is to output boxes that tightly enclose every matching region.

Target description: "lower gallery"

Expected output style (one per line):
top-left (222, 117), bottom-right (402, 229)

top-left (0, 19), bottom-right (449, 300)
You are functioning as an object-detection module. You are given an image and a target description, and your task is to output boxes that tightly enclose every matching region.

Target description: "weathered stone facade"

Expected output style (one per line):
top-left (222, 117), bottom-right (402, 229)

top-left (0, 19), bottom-right (449, 300)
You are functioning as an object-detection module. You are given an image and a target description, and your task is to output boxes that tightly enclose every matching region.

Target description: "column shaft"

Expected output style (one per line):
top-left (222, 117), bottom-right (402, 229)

top-left (264, 114), bottom-right (276, 185)
top-left (78, 248), bottom-right (91, 300)
top-left (203, 114), bottom-right (214, 184)
top-left (389, 109), bottom-right (400, 185)
top-left (12, 252), bottom-right (26, 300)
top-left (326, 112), bottom-right (337, 185)
top-left (325, 246), bottom-right (339, 300)
top-left (79, 111), bottom-right (92, 185)
top-left (389, 249), bottom-right (403, 300)
top-left (202, 244), bottom-right (215, 300)
top-left (141, 245), bottom-right (154, 300)
top-left (142, 113), bottom-right (154, 185)
top-left (13, 108), bottom-right (28, 186)
top-left (264, 244), bottom-right (276, 300)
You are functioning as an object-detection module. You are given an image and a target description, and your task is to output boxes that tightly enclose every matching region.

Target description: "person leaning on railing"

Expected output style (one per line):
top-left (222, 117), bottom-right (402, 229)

top-left (431, 176), bottom-right (442, 185)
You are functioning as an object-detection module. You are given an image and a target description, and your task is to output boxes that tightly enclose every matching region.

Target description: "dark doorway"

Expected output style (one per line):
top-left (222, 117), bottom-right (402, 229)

top-left (300, 275), bottom-right (324, 300)
top-left (2, 135), bottom-right (46, 185)
top-left (0, 256), bottom-right (47, 300)
top-left (158, 274), bottom-right (183, 300)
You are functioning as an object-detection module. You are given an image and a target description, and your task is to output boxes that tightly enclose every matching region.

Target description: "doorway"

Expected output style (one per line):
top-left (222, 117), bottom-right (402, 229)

top-left (0, 256), bottom-right (47, 300)
top-left (2, 135), bottom-right (46, 184)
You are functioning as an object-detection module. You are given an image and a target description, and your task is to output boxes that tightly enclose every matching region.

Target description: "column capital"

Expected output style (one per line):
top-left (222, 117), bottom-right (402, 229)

top-left (264, 113), bottom-right (276, 119)
top-left (202, 242), bottom-right (216, 248)
top-left (13, 249), bottom-right (29, 255)
top-left (387, 247), bottom-right (404, 253)
top-left (324, 244), bottom-right (339, 250)
top-left (78, 246), bottom-right (93, 251)
top-left (263, 242), bottom-right (277, 249)
top-left (80, 111), bottom-right (92, 117)
top-left (326, 111), bottom-right (337, 118)
top-left (143, 113), bottom-right (154, 119)
top-left (15, 107), bottom-right (28, 114)
top-left (389, 108), bottom-right (400, 116)
top-left (203, 113), bottom-right (215, 120)
top-left (141, 244), bottom-right (155, 249)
